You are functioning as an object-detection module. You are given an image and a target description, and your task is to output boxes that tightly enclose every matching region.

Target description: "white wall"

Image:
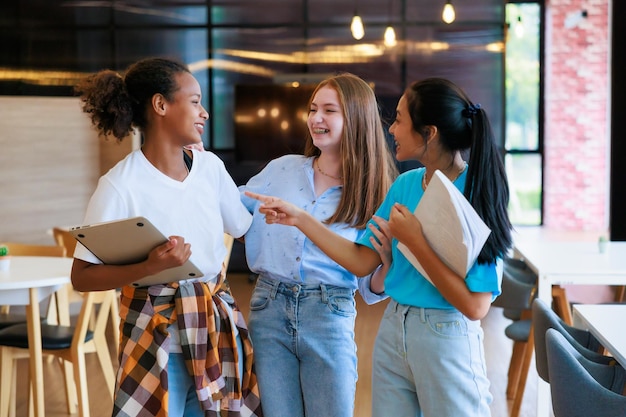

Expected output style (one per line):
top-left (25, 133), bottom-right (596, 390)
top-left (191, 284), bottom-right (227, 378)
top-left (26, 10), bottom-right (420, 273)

top-left (0, 96), bottom-right (136, 244)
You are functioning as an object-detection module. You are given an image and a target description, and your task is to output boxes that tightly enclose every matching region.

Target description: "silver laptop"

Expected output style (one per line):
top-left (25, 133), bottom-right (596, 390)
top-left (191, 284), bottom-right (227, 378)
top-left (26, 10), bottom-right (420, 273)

top-left (70, 216), bottom-right (203, 287)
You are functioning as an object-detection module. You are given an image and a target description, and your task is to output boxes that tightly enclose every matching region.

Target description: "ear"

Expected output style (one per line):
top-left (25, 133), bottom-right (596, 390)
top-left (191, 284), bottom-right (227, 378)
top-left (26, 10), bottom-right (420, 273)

top-left (423, 125), bottom-right (438, 143)
top-left (152, 93), bottom-right (167, 116)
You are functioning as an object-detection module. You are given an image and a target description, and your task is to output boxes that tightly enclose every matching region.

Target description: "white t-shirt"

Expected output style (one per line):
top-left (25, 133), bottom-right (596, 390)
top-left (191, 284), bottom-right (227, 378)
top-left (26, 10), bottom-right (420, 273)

top-left (74, 148), bottom-right (252, 284)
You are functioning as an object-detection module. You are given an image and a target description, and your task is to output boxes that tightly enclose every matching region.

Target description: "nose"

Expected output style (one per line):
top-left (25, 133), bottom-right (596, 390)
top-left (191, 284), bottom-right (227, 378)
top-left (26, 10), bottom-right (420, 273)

top-left (308, 111), bottom-right (322, 123)
top-left (200, 105), bottom-right (209, 120)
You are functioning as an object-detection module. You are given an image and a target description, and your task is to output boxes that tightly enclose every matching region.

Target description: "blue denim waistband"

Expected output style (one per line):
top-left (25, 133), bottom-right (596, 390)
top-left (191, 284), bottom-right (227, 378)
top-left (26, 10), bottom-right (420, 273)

top-left (257, 275), bottom-right (355, 299)
top-left (389, 299), bottom-right (458, 320)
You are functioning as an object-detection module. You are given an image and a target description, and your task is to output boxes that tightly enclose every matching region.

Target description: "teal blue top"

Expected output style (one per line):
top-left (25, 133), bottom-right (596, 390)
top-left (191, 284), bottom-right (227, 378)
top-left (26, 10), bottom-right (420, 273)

top-left (357, 167), bottom-right (501, 309)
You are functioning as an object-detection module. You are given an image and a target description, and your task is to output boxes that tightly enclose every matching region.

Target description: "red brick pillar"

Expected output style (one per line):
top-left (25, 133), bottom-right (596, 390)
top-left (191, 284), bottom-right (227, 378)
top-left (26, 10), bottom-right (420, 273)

top-left (543, 0), bottom-right (609, 231)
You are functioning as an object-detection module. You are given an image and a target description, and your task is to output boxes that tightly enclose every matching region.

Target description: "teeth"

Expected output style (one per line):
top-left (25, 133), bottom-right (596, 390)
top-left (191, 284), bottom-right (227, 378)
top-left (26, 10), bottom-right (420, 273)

top-left (313, 128), bottom-right (328, 134)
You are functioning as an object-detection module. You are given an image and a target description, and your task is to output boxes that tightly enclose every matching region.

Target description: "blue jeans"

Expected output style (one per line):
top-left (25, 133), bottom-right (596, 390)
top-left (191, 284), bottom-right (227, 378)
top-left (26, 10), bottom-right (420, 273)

top-left (167, 352), bottom-right (204, 417)
top-left (167, 335), bottom-right (244, 416)
top-left (372, 300), bottom-right (492, 417)
top-left (248, 276), bottom-right (357, 417)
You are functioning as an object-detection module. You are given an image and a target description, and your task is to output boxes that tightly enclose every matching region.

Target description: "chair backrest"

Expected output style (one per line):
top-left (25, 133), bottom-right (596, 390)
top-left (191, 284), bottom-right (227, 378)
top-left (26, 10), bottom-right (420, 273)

top-left (533, 298), bottom-right (610, 382)
top-left (545, 328), bottom-right (626, 417)
top-left (492, 258), bottom-right (537, 310)
top-left (71, 289), bottom-right (115, 349)
top-left (52, 227), bottom-right (78, 258)
top-left (504, 258), bottom-right (538, 284)
top-left (0, 242), bottom-right (65, 257)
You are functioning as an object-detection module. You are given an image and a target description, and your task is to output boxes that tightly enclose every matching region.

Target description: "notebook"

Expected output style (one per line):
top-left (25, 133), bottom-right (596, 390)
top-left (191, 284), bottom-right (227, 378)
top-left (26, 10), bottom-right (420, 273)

top-left (70, 216), bottom-right (204, 287)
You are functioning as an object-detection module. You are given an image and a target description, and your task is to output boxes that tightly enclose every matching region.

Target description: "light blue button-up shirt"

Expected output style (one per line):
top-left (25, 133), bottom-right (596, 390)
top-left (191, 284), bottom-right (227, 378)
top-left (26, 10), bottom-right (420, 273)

top-left (239, 154), bottom-right (385, 304)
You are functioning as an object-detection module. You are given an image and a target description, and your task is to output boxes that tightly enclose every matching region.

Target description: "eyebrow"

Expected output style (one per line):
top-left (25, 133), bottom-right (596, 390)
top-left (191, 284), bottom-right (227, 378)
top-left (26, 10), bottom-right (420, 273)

top-left (312, 101), bottom-right (340, 108)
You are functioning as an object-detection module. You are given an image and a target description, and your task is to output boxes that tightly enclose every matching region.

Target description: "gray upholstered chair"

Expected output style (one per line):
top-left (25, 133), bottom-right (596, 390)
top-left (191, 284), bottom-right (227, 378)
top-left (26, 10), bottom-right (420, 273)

top-left (532, 298), bottom-right (617, 383)
top-left (545, 328), bottom-right (626, 417)
top-left (491, 258), bottom-right (574, 417)
top-left (491, 257), bottom-right (537, 405)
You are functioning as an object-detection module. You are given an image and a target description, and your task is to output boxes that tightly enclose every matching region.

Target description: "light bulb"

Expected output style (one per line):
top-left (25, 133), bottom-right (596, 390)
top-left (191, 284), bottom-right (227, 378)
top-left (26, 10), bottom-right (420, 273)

top-left (514, 16), bottom-right (524, 38)
top-left (384, 26), bottom-right (397, 47)
top-left (442, 2), bottom-right (455, 24)
top-left (351, 14), bottom-right (365, 40)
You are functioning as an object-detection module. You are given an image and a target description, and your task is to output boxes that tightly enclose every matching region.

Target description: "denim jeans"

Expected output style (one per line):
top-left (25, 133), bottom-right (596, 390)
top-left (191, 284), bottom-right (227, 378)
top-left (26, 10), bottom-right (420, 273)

top-left (167, 352), bottom-right (204, 417)
top-left (248, 276), bottom-right (358, 417)
top-left (372, 300), bottom-right (492, 417)
top-left (167, 335), bottom-right (244, 416)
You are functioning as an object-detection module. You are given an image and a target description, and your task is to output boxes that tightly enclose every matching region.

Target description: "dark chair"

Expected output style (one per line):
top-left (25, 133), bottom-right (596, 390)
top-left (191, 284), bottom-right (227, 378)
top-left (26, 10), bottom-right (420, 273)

top-left (0, 311), bottom-right (31, 330)
top-left (532, 298), bottom-right (617, 383)
top-left (494, 258), bottom-right (538, 321)
top-left (0, 290), bottom-right (117, 417)
top-left (491, 257), bottom-right (574, 417)
top-left (546, 328), bottom-right (626, 417)
top-left (491, 257), bottom-right (537, 404)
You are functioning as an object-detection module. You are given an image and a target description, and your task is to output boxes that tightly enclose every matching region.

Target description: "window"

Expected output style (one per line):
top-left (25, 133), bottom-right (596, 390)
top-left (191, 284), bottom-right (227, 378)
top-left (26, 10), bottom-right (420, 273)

top-left (505, 2), bottom-right (542, 225)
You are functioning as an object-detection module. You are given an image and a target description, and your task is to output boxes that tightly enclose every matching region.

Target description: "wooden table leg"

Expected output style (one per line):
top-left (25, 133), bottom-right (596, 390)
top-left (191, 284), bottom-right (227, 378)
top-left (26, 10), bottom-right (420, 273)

top-left (26, 288), bottom-right (45, 417)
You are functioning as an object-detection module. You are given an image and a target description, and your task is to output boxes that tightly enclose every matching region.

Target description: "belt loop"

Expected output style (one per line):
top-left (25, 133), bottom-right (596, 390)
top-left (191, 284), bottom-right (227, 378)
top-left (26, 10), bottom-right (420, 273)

top-left (420, 307), bottom-right (426, 323)
top-left (320, 284), bottom-right (328, 303)
top-left (269, 278), bottom-right (279, 299)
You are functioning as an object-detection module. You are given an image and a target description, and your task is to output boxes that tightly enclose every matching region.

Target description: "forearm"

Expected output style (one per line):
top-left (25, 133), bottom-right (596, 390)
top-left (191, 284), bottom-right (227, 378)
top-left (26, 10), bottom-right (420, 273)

top-left (71, 259), bottom-right (159, 291)
top-left (403, 237), bottom-right (491, 320)
top-left (296, 210), bottom-right (381, 277)
top-left (369, 261), bottom-right (388, 295)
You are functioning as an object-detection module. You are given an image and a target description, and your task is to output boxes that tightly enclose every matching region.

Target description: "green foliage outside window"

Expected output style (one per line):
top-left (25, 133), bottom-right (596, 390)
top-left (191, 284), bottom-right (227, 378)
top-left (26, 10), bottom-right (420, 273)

top-left (505, 2), bottom-right (542, 225)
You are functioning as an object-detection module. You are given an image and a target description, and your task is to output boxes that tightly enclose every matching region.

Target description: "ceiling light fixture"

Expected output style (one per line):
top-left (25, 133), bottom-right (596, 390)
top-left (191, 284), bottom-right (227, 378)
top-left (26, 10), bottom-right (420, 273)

top-left (384, 26), bottom-right (397, 47)
top-left (442, 0), bottom-right (456, 24)
top-left (384, 0), bottom-right (397, 47)
top-left (351, 12), bottom-right (365, 40)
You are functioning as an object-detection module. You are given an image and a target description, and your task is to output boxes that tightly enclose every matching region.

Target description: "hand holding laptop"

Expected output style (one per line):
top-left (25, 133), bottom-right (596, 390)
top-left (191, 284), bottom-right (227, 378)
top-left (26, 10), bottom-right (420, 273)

top-left (143, 235), bottom-right (192, 277)
top-left (70, 217), bottom-right (204, 287)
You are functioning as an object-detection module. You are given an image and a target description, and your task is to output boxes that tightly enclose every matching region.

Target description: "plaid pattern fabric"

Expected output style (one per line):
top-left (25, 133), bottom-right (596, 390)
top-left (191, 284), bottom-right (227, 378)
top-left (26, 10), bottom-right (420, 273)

top-left (113, 278), bottom-right (262, 417)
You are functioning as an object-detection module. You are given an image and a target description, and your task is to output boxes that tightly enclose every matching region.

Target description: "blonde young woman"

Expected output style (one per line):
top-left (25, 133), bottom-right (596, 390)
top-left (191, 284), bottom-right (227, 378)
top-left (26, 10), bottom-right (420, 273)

top-left (239, 73), bottom-right (398, 417)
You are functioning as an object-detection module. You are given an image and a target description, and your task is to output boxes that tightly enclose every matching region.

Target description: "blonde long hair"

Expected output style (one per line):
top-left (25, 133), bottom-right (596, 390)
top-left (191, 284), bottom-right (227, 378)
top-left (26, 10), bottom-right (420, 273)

top-left (304, 73), bottom-right (398, 228)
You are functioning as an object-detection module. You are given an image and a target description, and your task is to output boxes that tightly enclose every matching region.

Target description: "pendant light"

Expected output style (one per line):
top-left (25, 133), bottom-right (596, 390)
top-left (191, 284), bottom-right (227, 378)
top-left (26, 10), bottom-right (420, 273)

top-left (383, 0), bottom-right (397, 47)
top-left (384, 26), bottom-right (397, 47)
top-left (442, 0), bottom-right (455, 24)
top-left (351, 13), bottom-right (365, 40)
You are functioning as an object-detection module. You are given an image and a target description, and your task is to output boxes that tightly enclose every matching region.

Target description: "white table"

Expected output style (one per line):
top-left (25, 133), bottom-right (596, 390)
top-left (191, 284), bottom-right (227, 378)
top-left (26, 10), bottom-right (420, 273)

top-left (0, 256), bottom-right (72, 417)
top-left (573, 304), bottom-right (626, 366)
top-left (512, 230), bottom-right (626, 417)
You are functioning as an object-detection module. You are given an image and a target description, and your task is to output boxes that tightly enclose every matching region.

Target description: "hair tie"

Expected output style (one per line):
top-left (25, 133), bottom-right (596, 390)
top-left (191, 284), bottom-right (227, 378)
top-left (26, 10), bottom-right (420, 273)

top-left (462, 103), bottom-right (481, 118)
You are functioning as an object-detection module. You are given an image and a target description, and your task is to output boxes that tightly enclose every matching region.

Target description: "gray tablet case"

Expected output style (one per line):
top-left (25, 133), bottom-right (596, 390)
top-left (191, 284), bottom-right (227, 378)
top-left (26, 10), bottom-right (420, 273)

top-left (70, 216), bottom-right (204, 287)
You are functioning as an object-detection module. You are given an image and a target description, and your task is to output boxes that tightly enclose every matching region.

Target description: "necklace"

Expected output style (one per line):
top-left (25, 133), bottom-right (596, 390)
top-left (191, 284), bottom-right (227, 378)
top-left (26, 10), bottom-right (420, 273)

top-left (316, 158), bottom-right (343, 180)
top-left (422, 162), bottom-right (467, 190)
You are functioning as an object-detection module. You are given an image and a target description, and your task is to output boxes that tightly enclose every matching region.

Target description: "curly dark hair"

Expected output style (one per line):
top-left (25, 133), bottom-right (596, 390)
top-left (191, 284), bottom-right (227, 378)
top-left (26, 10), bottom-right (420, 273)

top-left (75, 57), bottom-right (189, 140)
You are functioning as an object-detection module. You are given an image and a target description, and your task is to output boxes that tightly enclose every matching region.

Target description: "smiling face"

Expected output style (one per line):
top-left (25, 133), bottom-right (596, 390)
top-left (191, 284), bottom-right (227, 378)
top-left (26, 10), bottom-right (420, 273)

top-left (307, 85), bottom-right (344, 154)
top-left (389, 94), bottom-right (429, 162)
top-left (163, 72), bottom-right (209, 147)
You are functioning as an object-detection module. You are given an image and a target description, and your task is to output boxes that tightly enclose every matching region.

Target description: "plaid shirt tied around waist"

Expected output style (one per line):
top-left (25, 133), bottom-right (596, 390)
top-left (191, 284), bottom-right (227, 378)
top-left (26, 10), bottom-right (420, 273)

top-left (114, 278), bottom-right (262, 417)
